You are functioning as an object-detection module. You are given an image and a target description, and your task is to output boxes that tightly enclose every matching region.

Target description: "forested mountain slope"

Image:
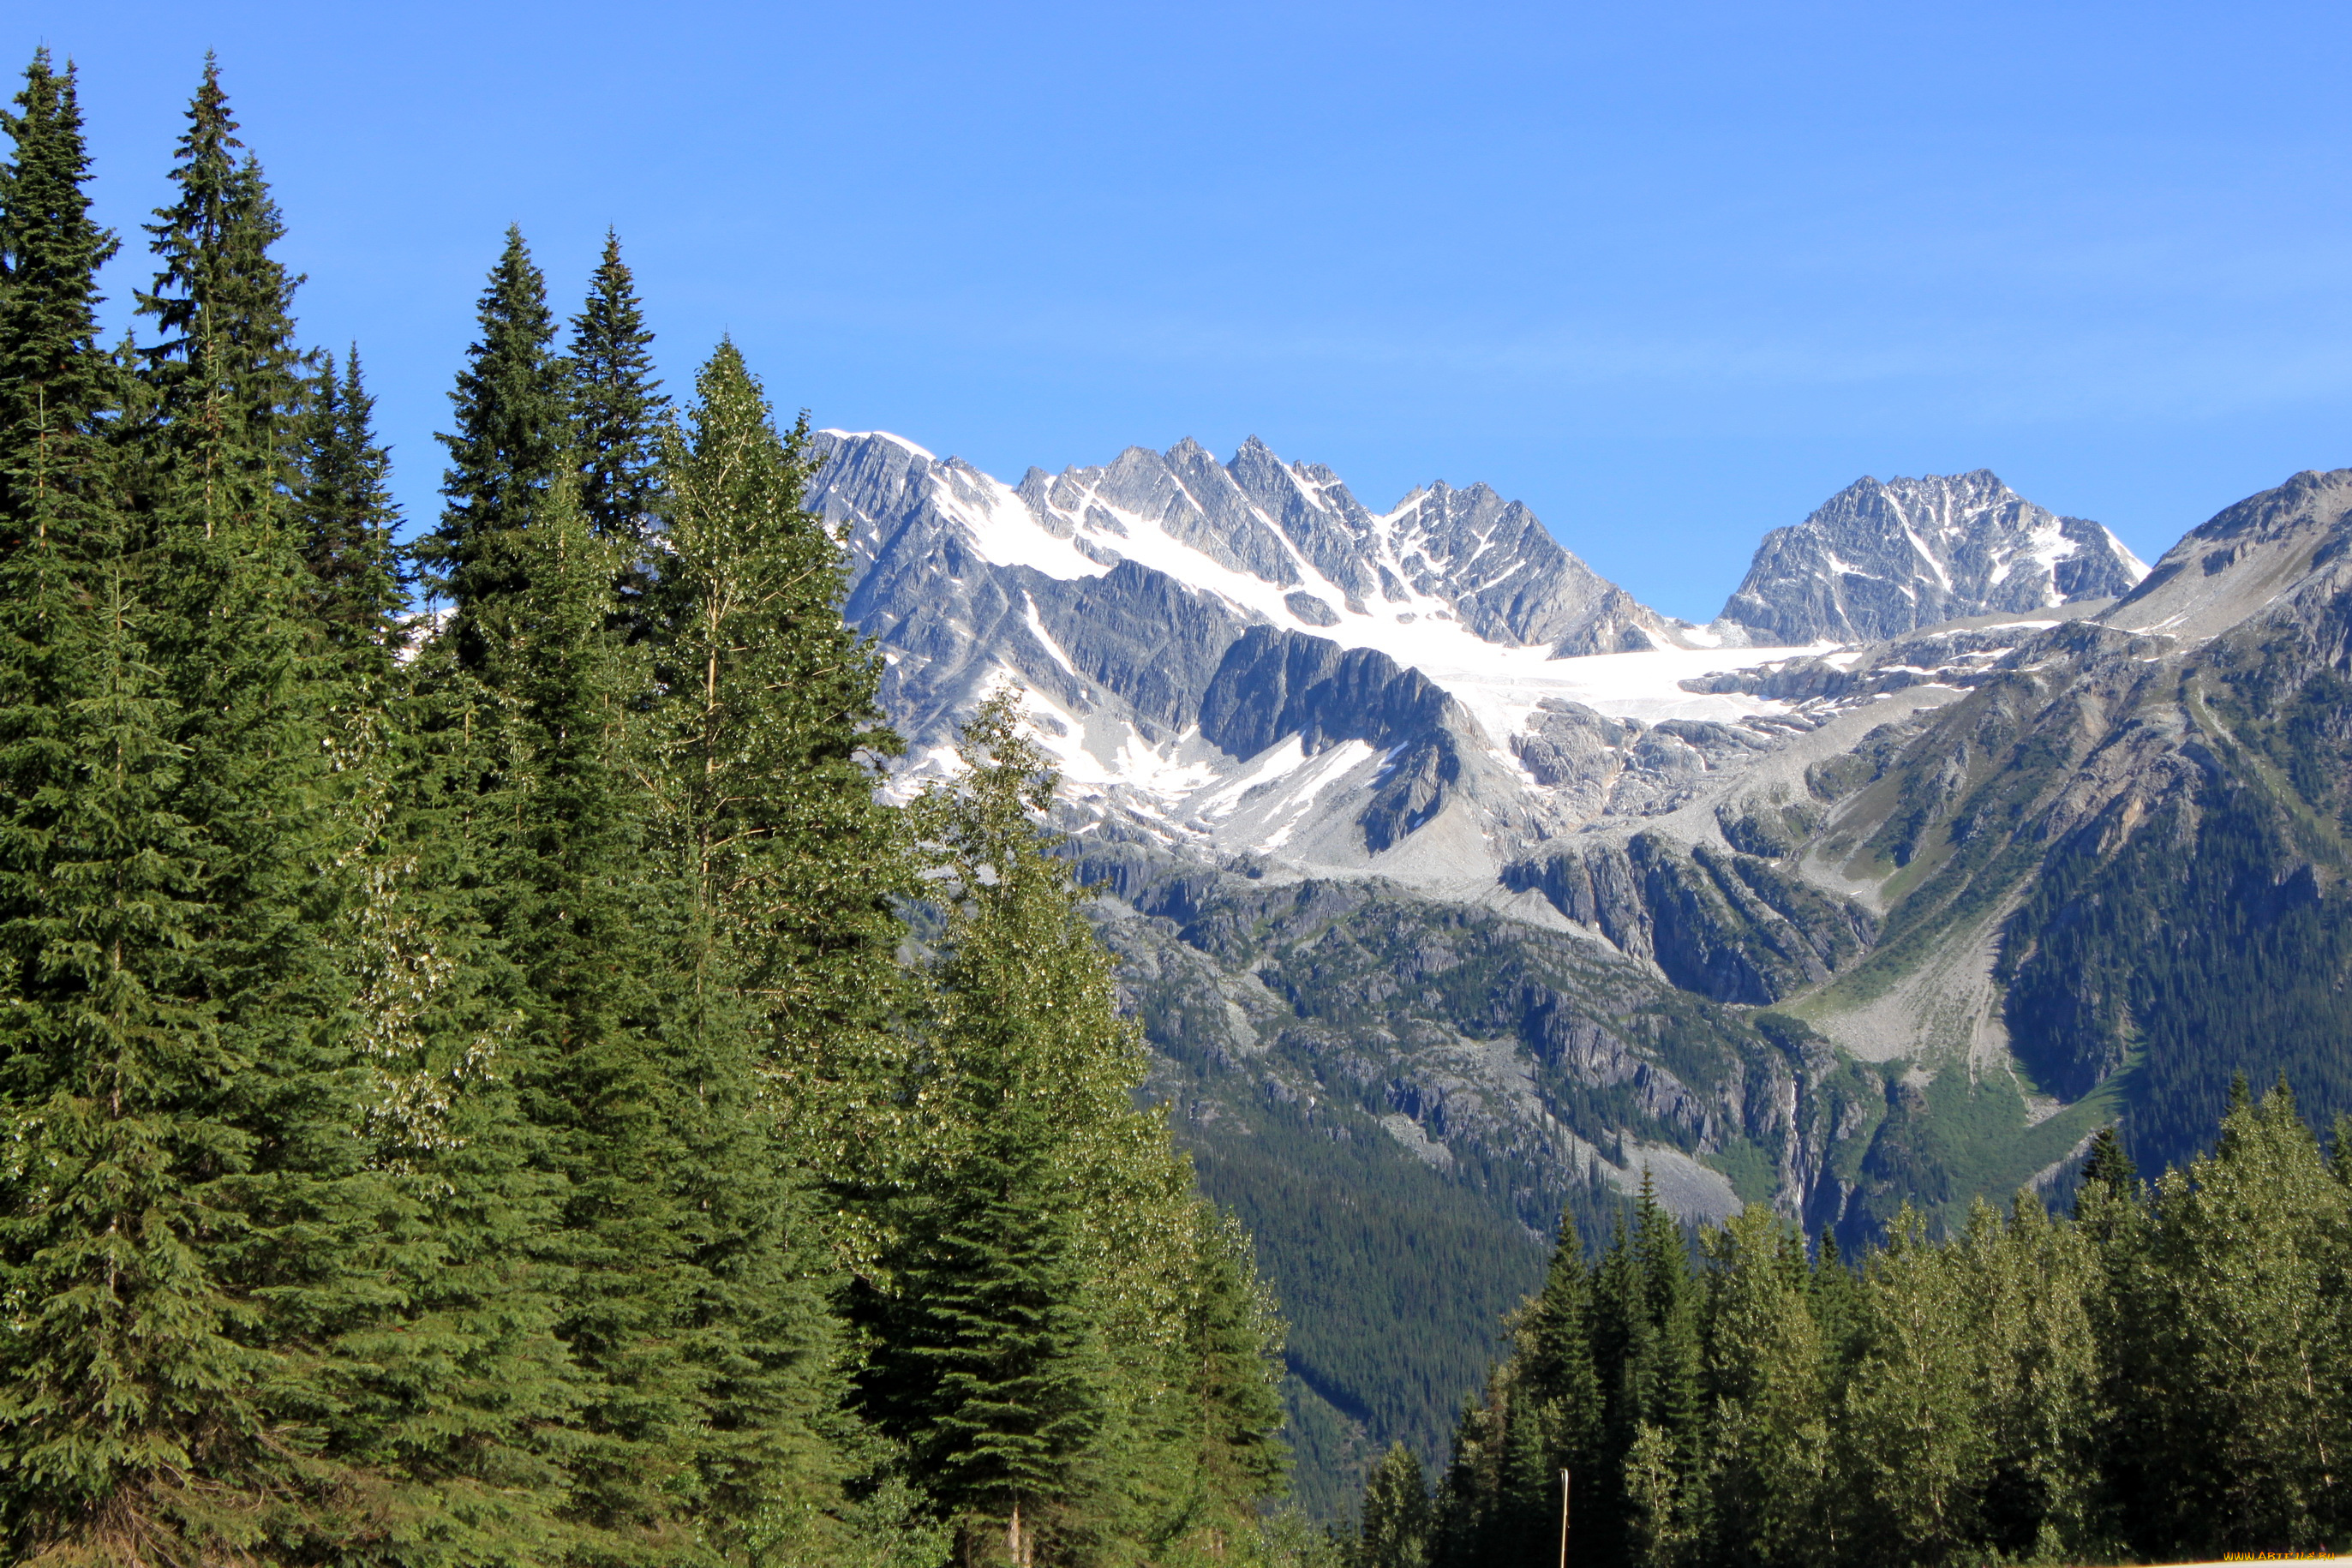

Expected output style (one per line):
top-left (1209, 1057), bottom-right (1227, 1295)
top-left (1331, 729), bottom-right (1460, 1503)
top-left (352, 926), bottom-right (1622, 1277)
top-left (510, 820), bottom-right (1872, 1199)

top-left (1774, 467), bottom-right (2352, 1186)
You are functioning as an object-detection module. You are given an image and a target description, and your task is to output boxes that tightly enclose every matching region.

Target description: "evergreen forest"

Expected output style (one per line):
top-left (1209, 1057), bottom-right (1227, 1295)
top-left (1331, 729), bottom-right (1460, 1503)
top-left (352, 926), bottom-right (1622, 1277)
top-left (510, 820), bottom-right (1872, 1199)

top-left (0, 53), bottom-right (1290, 1567)
top-left (1347, 1090), bottom-right (2352, 1568)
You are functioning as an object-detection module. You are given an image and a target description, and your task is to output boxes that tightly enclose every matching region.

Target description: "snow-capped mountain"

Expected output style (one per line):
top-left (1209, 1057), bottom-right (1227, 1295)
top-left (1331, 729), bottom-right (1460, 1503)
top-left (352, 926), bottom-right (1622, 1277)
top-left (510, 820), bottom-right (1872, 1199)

top-left (1715, 470), bottom-right (2147, 644)
top-left (809, 429), bottom-right (1827, 885)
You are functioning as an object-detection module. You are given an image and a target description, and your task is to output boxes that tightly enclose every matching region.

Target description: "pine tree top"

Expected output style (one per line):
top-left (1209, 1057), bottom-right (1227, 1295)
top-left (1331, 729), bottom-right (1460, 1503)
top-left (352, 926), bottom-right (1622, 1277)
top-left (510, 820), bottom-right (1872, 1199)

top-left (0, 51), bottom-right (121, 538)
top-left (422, 226), bottom-right (567, 618)
top-left (569, 228), bottom-right (667, 549)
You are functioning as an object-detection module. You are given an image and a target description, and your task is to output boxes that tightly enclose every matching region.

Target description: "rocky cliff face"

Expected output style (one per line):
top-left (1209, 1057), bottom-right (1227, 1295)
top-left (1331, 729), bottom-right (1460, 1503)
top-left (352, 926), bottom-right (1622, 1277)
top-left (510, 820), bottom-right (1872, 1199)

top-left (1716, 470), bottom-right (2147, 644)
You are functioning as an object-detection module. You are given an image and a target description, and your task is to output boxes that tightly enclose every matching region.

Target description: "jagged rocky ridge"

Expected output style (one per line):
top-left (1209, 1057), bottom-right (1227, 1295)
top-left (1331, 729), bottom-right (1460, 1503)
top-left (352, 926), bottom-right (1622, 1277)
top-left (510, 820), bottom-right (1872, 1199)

top-left (812, 428), bottom-right (1844, 880)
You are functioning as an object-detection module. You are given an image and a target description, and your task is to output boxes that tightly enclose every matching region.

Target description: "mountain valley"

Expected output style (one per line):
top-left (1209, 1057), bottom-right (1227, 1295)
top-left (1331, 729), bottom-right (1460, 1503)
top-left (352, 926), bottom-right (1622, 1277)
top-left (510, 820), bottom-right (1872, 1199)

top-left (805, 430), bottom-right (2352, 1506)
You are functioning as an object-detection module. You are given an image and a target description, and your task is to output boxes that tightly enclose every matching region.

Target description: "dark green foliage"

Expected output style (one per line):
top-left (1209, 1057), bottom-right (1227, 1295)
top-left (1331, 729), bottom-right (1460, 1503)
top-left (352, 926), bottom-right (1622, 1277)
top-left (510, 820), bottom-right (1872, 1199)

top-left (463, 477), bottom-right (706, 1550)
top-left (1, 65), bottom-right (1300, 1568)
top-left (2002, 756), bottom-right (2352, 1169)
top-left (2101, 1083), bottom-right (2352, 1558)
top-left (419, 225), bottom-right (568, 655)
top-left (1349, 1445), bottom-right (1432, 1568)
top-left (0, 50), bottom-right (118, 552)
top-left (1095, 844), bottom-right (1839, 1513)
top-left (1182, 1207), bottom-right (1294, 1516)
top-left (1403, 1185), bottom-right (1703, 1568)
top-left (0, 428), bottom-right (279, 1561)
top-left (133, 55), bottom-right (303, 543)
top-left (1369, 1082), bottom-right (2352, 1568)
top-left (0, 54), bottom-right (395, 1560)
top-left (883, 1067), bottom-right (1110, 1556)
top-left (568, 230), bottom-right (665, 568)
top-left (640, 338), bottom-right (915, 1559)
top-left (861, 696), bottom-right (1132, 1559)
top-left (294, 344), bottom-right (404, 655)
top-left (1172, 1078), bottom-right (1562, 1516)
top-left (2073, 1126), bottom-right (2134, 1217)
top-left (863, 698), bottom-right (1291, 1562)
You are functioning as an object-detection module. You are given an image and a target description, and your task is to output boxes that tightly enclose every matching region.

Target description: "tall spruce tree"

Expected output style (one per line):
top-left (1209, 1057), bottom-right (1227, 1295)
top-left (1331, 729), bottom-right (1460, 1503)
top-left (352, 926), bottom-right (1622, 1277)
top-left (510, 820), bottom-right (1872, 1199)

top-left (1472, 1218), bottom-right (1601, 1568)
top-left (867, 694), bottom-right (1288, 1562)
top-left (622, 339), bottom-right (877, 1557)
top-left (463, 469), bottom-right (714, 1556)
top-left (1523, 1212), bottom-right (1602, 1468)
top-left (420, 225), bottom-right (566, 663)
top-left (1176, 1207), bottom-right (1291, 1541)
top-left (568, 229), bottom-right (665, 615)
top-left (294, 344), bottom-right (404, 657)
top-left (364, 550), bottom-right (595, 1566)
top-left (133, 55), bottom-right (302, 542)
top-left (0, 53), bottom-right (251, 1559)
top-left (887, 1055), bottom-right (1109, 1567)
top-left (0, 51), bottom-right (117, 555)
top-left (869, 695), bottom-right (1115, 1563)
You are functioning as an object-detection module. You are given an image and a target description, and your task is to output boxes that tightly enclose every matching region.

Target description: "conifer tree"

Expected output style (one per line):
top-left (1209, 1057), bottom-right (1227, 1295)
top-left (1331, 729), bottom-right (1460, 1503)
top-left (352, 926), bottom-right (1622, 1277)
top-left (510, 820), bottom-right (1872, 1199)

top-left (1805, 1228), bottom-right (1865, 1375)
top-left (649, 338), bottom-right (909, 1209)
top-left (0, 56), bottom-right (255, 1559)
top-left (452, 464), bottom-right (740, 1556)
top-left (1351, 1445), bottom-right (1433, 1568)
top-left (0, 50), bottom-right (117, 554)
top-left (1177, 1208), bottom-right (1292, 1537)
top-left (1427, 1391), bottom-right (1502, 1567)
top-left (1476, 1216), bottom-right (1601, 1567)
top-left (569, 228), bottom-right (665, 613)
top-left (886, 1059), bottom-right (1109, 1565)
top-left (1834, 1206), bottom-right (1988, 1566)
top-left (1523, 1213), bottom-right (1602, 1463)
top-left (294, 344), bottom-right (404, 656)
top-left (367, 545), bottom-right (604, 1566)
top-left (133, 55), bottom-right (303, 543)
top-left (419, 225), bottom-right (566, 661)
top-left (1586, 1211), bottom-right (1650, 1568)
top-left (1696, 1208), bottom-right (1831, 1568)
top-left (1960, 1194), bottom-right (2102, 1561)
top-left (866, 694), bottom-right (1286, 1562)
top-left (445, 383), bottom-right (855, 1559)
top-left (1616, 1181), bottom-right (1703, 1568)
top-left (868, 695), bottom-right (1119, 1562)
top-left (2121, 1082), bottom-right (2352, 1557)
top-left (0, 435), bottom-right (268, 1563)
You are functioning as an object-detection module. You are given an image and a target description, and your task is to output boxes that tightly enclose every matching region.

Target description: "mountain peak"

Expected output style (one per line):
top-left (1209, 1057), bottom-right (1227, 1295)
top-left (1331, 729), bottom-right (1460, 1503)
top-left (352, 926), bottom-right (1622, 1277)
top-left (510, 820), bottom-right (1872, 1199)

top-left (1717, 470), bottom-right (2147, 644)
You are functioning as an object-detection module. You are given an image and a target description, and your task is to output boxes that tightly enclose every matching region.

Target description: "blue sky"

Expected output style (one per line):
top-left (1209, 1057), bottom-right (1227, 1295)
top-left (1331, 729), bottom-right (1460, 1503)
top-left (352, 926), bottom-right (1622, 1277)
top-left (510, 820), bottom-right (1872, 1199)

top-left (15, 1), bottom-right (2352, 620)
